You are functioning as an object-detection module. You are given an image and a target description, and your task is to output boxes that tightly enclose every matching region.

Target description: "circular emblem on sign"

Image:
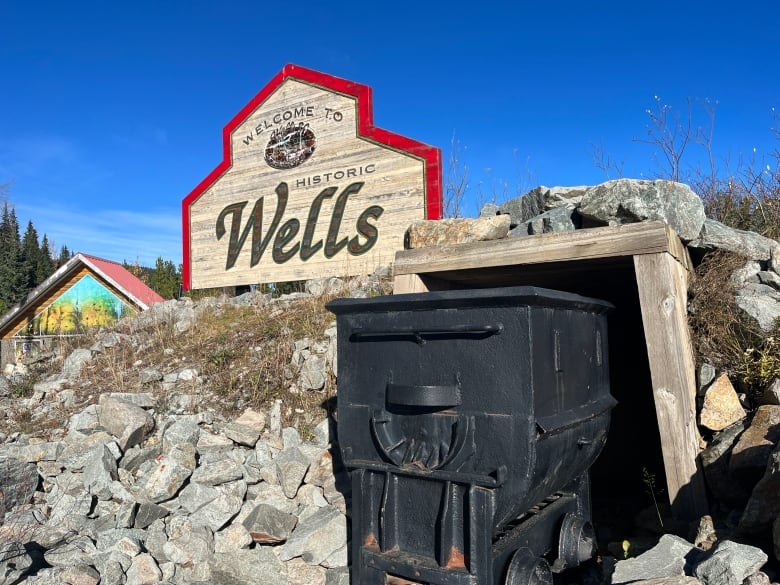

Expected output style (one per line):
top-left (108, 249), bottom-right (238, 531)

top-left (264, 122), bottom-right (317, 169)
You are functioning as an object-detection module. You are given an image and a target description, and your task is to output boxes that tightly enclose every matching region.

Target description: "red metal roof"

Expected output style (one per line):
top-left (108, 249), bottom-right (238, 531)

top-left (80, 254), bottom-right (165, 309)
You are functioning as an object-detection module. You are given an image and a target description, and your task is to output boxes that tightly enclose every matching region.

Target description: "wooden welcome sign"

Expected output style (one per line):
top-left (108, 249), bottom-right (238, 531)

top-left (182, 64), bottom-right (442, 290)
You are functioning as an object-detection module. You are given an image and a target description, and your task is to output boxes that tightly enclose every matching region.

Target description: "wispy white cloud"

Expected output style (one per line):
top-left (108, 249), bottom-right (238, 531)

top-left (0, 135), bottom-right (80, 177)
top-left (0, 134), bottom-right (112, 196)
top-left (2, 133), bottom-right (181, 267)
top-left (15, 202), bottom-right (182, 267)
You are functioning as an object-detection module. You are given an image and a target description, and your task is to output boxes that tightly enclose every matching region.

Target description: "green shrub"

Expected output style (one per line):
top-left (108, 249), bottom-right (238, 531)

top-left (737, 335), bottom-right (780, 388)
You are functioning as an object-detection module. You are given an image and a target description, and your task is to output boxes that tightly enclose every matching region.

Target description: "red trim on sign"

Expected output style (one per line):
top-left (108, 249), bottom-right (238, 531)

top-left (181, 64), bottom-right (442, 290)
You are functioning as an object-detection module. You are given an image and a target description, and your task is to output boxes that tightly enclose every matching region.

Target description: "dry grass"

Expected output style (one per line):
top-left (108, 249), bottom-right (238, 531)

top-left (688, 250), bottom-right (764, 376)
top-left (63, 290), bottom-right (348, 435)
top-left (3, 271), bottom-right (395, 439)
top-left (189, 296), bottom-right (339, 422)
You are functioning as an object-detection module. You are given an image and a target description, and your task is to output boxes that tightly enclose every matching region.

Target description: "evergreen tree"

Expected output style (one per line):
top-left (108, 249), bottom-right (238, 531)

top-left (0, 189), bottom-right (68, 313)
top-left (148, 256), bottom-right (181, 299)
top-left (21, 220), bottom-right (41, 290)
top-left (57, 244), bottom-right (72, 267)
top-left (38, 234), bottom-right (55, 283)
top-left (0, 203), bottom-right (25, 308)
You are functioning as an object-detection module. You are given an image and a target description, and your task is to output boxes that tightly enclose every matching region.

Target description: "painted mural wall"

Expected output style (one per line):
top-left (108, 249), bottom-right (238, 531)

top-left (14, 274), bottom-right (135, 337)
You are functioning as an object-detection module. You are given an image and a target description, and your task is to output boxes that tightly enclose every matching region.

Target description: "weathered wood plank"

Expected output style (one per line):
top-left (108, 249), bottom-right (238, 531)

top-left (187, 77), bottom-right (436, 290)
top-left (394, 221), bottom-right (689, 278)
top-left (633, 251), bottom-right (708, 519)
top-left (392, 273), bottom-right (429, 294)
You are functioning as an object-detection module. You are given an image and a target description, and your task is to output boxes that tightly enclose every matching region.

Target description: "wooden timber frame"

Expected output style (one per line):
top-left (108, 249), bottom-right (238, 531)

top-left (392, 220), bottom-right (708, 520)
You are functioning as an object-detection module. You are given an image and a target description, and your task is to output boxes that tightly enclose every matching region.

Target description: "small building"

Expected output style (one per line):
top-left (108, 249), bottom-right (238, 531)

top-left (0, 253), bottom-right (165, 369)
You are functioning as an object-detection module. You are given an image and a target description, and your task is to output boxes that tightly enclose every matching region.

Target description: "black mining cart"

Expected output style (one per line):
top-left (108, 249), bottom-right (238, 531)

top-left (327, 286), bottom-right (616, 585)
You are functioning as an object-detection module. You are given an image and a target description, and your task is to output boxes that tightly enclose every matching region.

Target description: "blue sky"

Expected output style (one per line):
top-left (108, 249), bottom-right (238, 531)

top-left (1, 1), bottom-right (778, 267)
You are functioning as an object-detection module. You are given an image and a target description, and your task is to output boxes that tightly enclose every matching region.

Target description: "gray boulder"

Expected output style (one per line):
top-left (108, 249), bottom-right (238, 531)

top-left (694, 540), bottom-right (767, 585)
top-left (46, 489), bottom-right (93, 533)
top-left (222, 422), bottom-right (261, 448)
top-left (43, 534), bottom-right (98, 567)
top-left (0, 541), bottom-right (33, 584)
top-left (125, 552), bottom-right (162, 585)
top-left (208, 548), bottom-right (287, 585)
top-left (59, 348), bottom-right (93, 380)
top-left (689, 219), bottom-right (780, 261)
top-left (299, 354), bottom-right (328, 391)
top-left (700, 421), bottom-right (751, 507)
top-left (59, 431), bottom-right (119, 470)
top-left (305, 277), bottom-right (346, 297)
top-left (243, 503), bottom-right (298, 544)
top-left (276, 446), bottom-right (311, 499)
top-left (1, 441), bottom-right (62, 463)
top-left (98, 395), bottom-right (155, 451)
top-left (734, 283), bottom-right (780, 333)
top-left (103, 392), bottom-right (156, 409)
top-left (405, 215), bottom-right (511, 248)
top-left (189, 492), bottom-right (243, 532)
top-left (509, 204), bottom-right (579, 237)
top-left (59, 565), bottom-right (101, 585)
top-left (178, 481), bottom-right (220, 514)
top-left (140, 442), bottom-right (196, 503)
top-left (325, 567), bottom-right (350, 585)
top-left (83, 443), bottom-right (119, 500)
top-left (280, 506), bottom-right (347, 565)
top-left (162, 520), bottom-right (213, 568)
top-left (729, 260), bottom-right (780, 332)
top-left (192, 451), bottom-right (245, 483)
top-left (214, 523), bottom-right (253, 553)
top-left (497, 185), bottom-right (588, 227)
top-left (286, 557), bottom-right (328, 584)
top-left (92, 549), bottom-right (133, 585)
top-left (133, 502), bottom-right (169, 530)
top-left (578, 179), bottom-right (705, 240)
top-left (161, 419), bottom-right (200, 454)
top-left (0, 456), bottom-right (38, 512)
top-left (139, 368), bottom-right (163, 384)
top-left (612, 534), bottom-right (702, 584)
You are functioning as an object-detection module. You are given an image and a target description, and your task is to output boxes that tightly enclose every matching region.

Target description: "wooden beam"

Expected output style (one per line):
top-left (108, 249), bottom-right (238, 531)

top-left (633, 251), bottom-right (708, 519)
top-left (392, 273), bottom-right (429, 294)
top-left (394, 221), bottom-right (690, 279)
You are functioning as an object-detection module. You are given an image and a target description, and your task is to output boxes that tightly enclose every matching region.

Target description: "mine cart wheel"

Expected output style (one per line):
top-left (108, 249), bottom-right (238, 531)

top-left (552, 512), bottom-right (597, 573)
top-left (505, 547), bottom-right (553, 585)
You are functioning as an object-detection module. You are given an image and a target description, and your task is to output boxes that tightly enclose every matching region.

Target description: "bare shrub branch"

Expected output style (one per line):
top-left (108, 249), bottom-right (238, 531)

top-left (444, 133), bottom-right (468, 218)
top-left (592, 141), bottom-right (625, 180)
top-left (633, 95), bottom-right (694, 182)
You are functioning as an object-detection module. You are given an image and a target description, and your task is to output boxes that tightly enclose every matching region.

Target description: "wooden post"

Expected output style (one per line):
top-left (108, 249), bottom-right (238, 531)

top-left (633, 251), bottom-right (708, 519)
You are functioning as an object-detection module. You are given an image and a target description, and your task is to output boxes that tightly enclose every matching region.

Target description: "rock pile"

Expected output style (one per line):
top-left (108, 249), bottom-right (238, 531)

top-left (0, 264), bottom-right (403, 585)
top-left (2, 178), bottom-right (780, 583)
top-left (0, 278), bottom-right (386, 585)
top-left (609, 534), bottom-right (768, 585)
top-left (0, 384), bottom-right (350, 585)
top-left (408, 180), bottom-right (780, 342)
